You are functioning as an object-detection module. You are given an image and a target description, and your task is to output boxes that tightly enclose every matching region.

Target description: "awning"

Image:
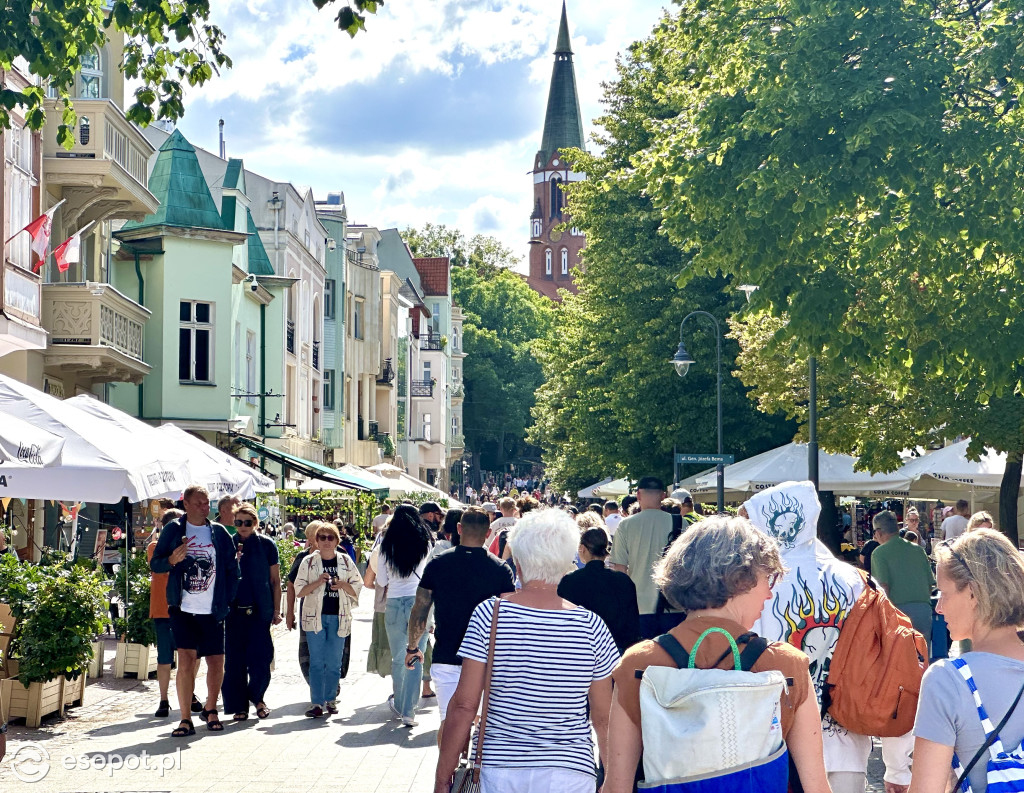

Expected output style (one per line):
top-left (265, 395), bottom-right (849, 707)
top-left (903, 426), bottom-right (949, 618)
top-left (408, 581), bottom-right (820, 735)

top-left (233, 435), bottom-right (389, 496)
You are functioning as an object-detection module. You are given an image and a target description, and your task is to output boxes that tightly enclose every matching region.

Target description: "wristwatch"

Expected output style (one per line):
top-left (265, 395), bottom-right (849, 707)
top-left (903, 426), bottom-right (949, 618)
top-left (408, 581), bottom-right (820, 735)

top-left (406, 647), bottom-right (419, 653)
top-left (0, 721), bottom-right (8, 734)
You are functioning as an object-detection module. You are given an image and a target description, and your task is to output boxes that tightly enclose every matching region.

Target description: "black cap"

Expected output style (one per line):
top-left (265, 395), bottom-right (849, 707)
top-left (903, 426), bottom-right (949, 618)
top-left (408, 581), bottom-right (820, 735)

top-left (418, 501), bottom-right (443, 516)
top-left (636, 476), bottom-right (665, 492)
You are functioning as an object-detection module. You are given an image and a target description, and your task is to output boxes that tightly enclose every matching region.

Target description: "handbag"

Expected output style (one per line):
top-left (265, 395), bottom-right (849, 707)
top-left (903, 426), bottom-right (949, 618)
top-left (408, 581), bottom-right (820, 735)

top-left (450, 598), bottom-right (502, 793)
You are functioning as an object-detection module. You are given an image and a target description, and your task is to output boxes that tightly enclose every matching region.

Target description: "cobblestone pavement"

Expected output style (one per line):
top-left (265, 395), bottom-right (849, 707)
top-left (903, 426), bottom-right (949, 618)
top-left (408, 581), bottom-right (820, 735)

top-left (0, 600), bottom-right (890, 792)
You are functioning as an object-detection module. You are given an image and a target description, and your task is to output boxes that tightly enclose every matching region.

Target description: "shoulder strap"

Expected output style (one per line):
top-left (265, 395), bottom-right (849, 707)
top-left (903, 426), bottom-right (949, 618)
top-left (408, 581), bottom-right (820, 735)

top-left (952, 668), bottom-right (1024, 791)
top-left (472, 597), bottom-right (502, 782)
top-left (739, 634), bottom-right (770, 671)
top-left (654, 632), bottom-right (691, 669)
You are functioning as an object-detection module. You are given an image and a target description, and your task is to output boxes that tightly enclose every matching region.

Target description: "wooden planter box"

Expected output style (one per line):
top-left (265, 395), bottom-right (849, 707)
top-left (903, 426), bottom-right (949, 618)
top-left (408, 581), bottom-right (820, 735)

top-left (88, 640), bottom-right (103, 679)
top-left (114, 642), bottom-right (157, 679)
top-left (1, 676), bottom-right (64, 728)
top-left (1, 658), bottom-right (19, 680)
top-left (62, 672), bottom-right (87, 709)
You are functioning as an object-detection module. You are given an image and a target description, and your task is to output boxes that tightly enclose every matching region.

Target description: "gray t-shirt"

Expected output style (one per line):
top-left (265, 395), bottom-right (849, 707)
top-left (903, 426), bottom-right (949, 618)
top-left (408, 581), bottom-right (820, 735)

top-left (914, 653), bottom-right (1024, 792)
top-left (608, 509), bottom-right (673, 614)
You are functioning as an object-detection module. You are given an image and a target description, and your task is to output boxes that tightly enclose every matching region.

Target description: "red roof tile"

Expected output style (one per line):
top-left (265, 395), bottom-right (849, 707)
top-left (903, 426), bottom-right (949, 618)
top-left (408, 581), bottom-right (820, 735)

top-left (413, 257), bottom-right (450, 296)
top-left (525, 274), bottom-right (570, 301)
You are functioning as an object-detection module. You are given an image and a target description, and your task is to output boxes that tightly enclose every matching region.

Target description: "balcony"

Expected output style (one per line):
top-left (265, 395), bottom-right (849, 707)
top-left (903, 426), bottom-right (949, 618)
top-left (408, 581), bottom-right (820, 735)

top-left (41, 281), bottom-right (151, 384)
top-left (452, 382), bottom-right (465, 400)
top-left (286, 320), bottom-right (295, 354)
top-left (410, 379), bottom-right (434, 398)
top-left (451, 433), bottom-right (466, 449)
top-left (0, 262), bottom-right (47, 358)
top-left (376, 357), bottom-right (395, 386)
top-left (312, 340), bottom-right (320, 370)
top-left (42, 99), bottom-right (158, 228)
top-left (420, 331), bottom-right (443, 351)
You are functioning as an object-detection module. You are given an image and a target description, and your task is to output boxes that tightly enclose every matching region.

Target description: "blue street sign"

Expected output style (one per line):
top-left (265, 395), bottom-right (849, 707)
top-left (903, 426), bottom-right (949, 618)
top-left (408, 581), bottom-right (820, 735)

top-left (675, 453), bottom-right (734, 465)
top-left (258, 506), bottom-right (270, 520)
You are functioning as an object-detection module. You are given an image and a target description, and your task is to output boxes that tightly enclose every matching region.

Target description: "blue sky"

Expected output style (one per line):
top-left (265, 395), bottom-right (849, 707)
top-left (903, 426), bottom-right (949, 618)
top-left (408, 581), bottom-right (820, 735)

top-left (175, 0), bottom-right (671, 269)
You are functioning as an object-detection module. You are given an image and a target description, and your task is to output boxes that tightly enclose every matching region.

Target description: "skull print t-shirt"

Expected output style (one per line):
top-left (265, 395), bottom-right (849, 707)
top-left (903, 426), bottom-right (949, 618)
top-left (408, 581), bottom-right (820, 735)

top-left (180, 522), bottom-right (217, 615)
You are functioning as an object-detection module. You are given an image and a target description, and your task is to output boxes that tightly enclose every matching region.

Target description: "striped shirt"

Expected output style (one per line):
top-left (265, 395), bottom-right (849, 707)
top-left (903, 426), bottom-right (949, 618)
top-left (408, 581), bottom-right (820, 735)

top-left (458, 597), bottom-right (619, 776)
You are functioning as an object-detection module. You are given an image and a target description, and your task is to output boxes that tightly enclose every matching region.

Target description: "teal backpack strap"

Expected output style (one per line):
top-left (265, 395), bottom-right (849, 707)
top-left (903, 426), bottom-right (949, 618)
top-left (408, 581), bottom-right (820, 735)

top-left (689, 627), bottom-right (742, 670)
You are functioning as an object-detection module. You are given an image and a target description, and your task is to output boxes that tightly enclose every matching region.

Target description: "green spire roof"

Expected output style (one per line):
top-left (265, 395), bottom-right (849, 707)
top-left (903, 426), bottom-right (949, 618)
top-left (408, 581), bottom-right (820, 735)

top-left (246, 208), bottom-right (274, 276)
top-left (538, 1), bottom-right (584, 164)
top-left (122, 129), bottom-right (227, 232)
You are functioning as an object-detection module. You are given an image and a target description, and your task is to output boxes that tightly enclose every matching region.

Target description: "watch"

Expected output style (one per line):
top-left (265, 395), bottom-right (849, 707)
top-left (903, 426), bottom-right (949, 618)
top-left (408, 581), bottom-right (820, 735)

top-left (0, 721), bottom-right (8, 734)
top-left (406, 647), bottom-right (419, 653)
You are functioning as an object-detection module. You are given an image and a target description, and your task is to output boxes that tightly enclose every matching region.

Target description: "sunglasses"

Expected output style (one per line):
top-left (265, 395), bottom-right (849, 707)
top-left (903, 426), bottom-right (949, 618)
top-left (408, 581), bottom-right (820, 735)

top-left (939, 539), bottom-right (972, 577)
top-left (234, 519), bottom-right (255, 527)
top-left (317, 535), bottom-right (337, 542)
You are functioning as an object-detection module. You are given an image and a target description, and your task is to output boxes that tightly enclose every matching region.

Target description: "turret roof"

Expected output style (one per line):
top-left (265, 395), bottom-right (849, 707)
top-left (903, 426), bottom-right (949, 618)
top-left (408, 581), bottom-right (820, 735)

top-left (538, 1), bottom-right (585, 164)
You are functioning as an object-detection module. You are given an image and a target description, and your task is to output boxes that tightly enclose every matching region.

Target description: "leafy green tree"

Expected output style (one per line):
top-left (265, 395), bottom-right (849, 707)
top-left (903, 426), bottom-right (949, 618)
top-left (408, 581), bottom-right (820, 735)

top-left (1, 0), bottom-right (381, 144)
top-left (529, 35), bottom-right (795, 494)
top-left (402, 226), bottom-right (554, 472)
top-left (631, 0), bottom-right (1024, 541)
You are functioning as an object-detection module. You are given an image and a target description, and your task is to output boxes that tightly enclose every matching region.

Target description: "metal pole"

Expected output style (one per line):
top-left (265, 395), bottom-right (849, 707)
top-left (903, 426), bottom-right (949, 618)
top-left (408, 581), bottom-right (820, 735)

top-left (716, 324), bottom-right (724, 514)
top-left (673, 444), bottom-right (678, 490)
top-left (808, 355), bottom-right (819, 489)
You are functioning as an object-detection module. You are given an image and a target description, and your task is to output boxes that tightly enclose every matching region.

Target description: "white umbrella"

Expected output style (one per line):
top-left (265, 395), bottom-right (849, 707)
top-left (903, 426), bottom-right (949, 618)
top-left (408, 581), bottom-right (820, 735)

top-left (154, 423), bottom-right (276, 499)
top-left (593, 478), bottom-right (632, 498)
top-left (0, 413), bottom-right (65, 467)
top-left (689, 442), bottom-right (912, 502)
top-left (365, 462), bottom-right (405, 477)
top-left (0, 375), bottom-right (190, 502)
top-left (578, 476), bottom-right (614, 499)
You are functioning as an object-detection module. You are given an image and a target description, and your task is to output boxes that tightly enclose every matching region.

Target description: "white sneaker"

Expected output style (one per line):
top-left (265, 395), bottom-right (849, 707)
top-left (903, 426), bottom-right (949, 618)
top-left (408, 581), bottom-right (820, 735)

top-left (387, 695), bottom-right (400, 719)
top-left (402, 716), bottom-right (418, 727)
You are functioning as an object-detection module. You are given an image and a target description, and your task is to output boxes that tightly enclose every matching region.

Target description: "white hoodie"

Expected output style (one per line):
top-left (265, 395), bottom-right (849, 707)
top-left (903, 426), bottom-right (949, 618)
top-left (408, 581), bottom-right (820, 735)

top-left (744, 481), bottom-right (872, 775)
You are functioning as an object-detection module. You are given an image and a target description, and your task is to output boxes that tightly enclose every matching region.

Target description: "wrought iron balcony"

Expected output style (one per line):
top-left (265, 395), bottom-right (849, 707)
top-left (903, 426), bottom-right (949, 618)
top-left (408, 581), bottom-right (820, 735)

top-left (377, 357), bottom-right (395, 385)
top-left (420, 331), bottom-right (443, 351)
top-left (368, 420), bottom-right (379, 439)
top-left (312, 340), bottom-right (320, 370)
top-left (410, 379), bottom-right (434, 398)
top-left (286, 320), bottom-right (295, 354)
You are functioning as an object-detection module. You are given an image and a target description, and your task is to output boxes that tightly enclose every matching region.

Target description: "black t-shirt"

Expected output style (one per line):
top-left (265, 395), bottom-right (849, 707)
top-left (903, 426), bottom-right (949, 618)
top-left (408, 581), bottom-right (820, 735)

top-left (419, 545), bottom-right (515, 665)
top-left (287, 550), bottom-right (310, 584)
top-left (860, 539), bottom-right (880, 577)
top-left (320, 556), bottom-right (340, 616)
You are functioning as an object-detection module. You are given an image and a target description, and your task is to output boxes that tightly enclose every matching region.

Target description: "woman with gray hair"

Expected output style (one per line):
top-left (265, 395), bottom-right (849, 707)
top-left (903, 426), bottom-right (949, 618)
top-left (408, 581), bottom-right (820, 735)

top-left (434, 509), bottom-right (619, 793)
top-left (603, 515), bottom-right (831, 793)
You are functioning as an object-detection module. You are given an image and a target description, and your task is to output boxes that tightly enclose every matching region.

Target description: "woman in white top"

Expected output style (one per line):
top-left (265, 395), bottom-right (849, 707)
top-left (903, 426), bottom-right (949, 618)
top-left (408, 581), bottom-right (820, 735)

top-left (434, 509), bottom-right (618, 793)
top-left (378, 504), bottom-right (434, 727)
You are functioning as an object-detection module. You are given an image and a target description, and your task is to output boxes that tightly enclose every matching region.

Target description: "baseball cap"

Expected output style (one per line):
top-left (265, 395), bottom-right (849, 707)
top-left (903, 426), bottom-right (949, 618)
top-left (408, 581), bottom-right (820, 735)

top-left (481, 501), bottom-right (498, 514)
top-left (418, 501), bottom-right (443, 516)
top-left (670, 488), bottom-right (693, 503)
top-left (636, 476), bottom-right (665, 492)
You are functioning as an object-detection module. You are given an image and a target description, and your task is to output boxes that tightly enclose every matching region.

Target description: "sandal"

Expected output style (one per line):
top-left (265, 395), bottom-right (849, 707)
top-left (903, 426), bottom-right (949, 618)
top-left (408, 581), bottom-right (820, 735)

top-left (204, 710), bottom-right (224, 732)
top-left (171, 719), bottom-right (195, 737)
top-left (190, 694), bottom-right (204, 714)
top-left (155, 700), bottom-right (170, 718)
top-left (233, 711), bottom-right (249, 721)
top-left (255, 704), bottom-right (270, 719)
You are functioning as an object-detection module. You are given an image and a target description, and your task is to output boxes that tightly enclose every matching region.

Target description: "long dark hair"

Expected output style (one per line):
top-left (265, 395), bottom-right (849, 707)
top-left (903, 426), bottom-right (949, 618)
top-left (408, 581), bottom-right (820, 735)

top-left (380, 504), bottom-right (433, 577)
top-left (442, 509), bottom-right (463, 546)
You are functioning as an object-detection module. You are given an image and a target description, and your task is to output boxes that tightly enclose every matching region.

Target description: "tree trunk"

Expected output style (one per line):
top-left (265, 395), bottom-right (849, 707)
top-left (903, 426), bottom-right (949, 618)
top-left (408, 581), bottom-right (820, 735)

top-left (817, 491), bottom-right (842, 555)
top-left (998, 451), bottom-right (1022, 548)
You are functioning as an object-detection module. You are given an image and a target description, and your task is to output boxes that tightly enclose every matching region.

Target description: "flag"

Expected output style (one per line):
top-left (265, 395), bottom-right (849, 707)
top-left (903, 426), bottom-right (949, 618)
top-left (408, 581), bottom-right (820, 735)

top-left (54, 231), bottom-right (82, 273)
top-left (22, 205), bottom-right (60, 271)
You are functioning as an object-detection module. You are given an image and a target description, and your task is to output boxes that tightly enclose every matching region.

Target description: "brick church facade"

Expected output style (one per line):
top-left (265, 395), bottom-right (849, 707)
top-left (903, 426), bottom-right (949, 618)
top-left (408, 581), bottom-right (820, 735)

top-left (525, 2), bottom-right (586, 301)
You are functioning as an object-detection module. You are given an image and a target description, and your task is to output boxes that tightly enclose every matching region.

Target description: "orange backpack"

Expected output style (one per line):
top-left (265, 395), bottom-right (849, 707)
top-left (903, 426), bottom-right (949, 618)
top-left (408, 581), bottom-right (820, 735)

top-left (821, 570), bottom-right (928, 737)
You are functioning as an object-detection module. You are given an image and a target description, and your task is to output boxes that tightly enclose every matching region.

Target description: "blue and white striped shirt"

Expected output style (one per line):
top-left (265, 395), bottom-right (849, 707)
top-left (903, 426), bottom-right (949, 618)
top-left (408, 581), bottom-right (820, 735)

top-left (458, 597), bottom-right (619, 777)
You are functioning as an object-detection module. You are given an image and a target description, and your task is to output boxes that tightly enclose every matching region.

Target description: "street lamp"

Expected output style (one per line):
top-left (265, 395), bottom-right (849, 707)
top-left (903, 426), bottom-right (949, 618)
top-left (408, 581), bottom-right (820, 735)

top-left (670, 311), bottom-right (724, 513)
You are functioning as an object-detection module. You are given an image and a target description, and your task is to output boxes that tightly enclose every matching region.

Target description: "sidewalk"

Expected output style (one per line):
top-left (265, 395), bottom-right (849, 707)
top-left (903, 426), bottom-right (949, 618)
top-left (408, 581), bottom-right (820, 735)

top-left (0, 601), bottom-right (441, 792)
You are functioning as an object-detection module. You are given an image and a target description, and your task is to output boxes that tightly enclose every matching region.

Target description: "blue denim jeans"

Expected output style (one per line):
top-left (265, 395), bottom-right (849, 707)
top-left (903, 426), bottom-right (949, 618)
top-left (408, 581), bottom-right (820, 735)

top-left (306, 616), bottom-right (346, 707)
top-left (385, 596), bottom-right (428, 719)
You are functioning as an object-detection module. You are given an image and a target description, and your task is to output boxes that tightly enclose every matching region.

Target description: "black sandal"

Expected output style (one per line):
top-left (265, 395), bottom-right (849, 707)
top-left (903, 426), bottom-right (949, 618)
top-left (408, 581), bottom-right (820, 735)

top-left (204, 710), bottom-right (224, 731)
top-left (171, 719), bottom-right (195, 737)
top-left (190, 694), bottom-right (204, 713)
top-left (255, 704), bottom-right (270, 719)
top-left (155, 700), bottom-right (170, 718)
top-left (233, 711), bottom-right (249, 721)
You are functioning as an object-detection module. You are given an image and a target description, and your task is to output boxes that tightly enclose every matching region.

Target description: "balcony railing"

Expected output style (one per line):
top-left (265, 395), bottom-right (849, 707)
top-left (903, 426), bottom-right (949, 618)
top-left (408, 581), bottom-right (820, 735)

top-left (43, 282), bottom-right (147, 362)
top-left (286, 320), bottom-right (295, 354)
top-left (420, 331), bottom-right (443, 351)
top-left (368, 420), bottom-right (379, 439)
top-left (451, 433), bottom-right (466, 448)
top-left (377, 358), bottom-right (395, 385)
top-left (312, 340), bottom-right (320, 370)
top-left (452, 383), bottom-right (465, 399)
top-left (410, 379), bottom-right (433, 398)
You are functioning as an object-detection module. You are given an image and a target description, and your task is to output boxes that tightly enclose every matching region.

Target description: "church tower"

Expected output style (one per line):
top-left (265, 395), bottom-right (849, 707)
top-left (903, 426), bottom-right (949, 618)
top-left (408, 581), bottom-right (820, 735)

top-left (526, 1), bottom-right (586, 301)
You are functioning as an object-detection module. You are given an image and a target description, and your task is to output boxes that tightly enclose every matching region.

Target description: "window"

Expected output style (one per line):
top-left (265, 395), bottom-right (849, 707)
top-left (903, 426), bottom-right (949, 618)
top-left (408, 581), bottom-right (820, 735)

top-left (323, 370), bottom-right (335, 411)
top-left (246, 331), bottom-right (257, 405)
top-left (452, 327), bottom-right (460, 351)
top-left (451, 415), bottom-right (458, 437)
top-left (532, 219), bottom-right (542, 238)
top-left (5, 124), bottom-right (34, 270)
top-left (234, 321), bottom-right (241, 391)
top-left (561, 248), bottom-right (568, 275)
top-left (423, 360), bottom-right (431, 381)
top-left (431, 302), bottom-right (441, 334)
top-left (571, 226), bottom-right (582, 236)
top-left (179, 301), bottom-right (214, 383)
top-left (550, 176), bottom-right (564, 218)
top-left (423, 413), bottom-right (431, 442)
top-left (79, 49), bottom-right (101, 98)
top-left (324, 279), bottom-right (335, 319)
top-left (545, 249), bottom-right (552, 275)
top-left (304, 230), bottom-right (311, 250)
top-left (353, 298), bottom-right (364, 339)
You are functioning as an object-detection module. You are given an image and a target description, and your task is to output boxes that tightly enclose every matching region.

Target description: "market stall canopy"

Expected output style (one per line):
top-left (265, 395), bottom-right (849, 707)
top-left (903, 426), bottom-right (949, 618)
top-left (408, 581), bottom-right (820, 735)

top-left (688, 442), bottom-right (913, 502)
top-left (0, 375), bottom-right (190, 502)
top-left (578, 477), bottom-right (632, 499)
top-left (897, 439), bottom-right (1017, 498)
top-left (233, 435), bottom-right (389, 496)
top-left (0, 413), bottom-right (65, 467)
top-left (365, 462), bottom-right (405, 476)
top-left (298, 466), bottom-right (394, 493)
top-left (67, 396), bottom-right (276, 501)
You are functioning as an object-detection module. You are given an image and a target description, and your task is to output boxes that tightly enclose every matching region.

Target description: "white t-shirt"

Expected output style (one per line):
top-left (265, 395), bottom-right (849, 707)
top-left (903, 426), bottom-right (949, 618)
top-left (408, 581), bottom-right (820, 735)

top-left (940, 514), bottom-right (969, 541)
top-left (376, 552), bottom-right (429, 598)
top-left (180, 522), bottom-right (216, 615)
top-left (371, 513), bottom-right (390, 531)
top-left (604, 513), bottom-right (622, 535)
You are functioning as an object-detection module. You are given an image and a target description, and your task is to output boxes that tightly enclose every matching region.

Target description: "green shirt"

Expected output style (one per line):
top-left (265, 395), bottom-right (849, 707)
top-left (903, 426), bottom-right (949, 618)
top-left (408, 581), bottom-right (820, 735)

top-left (608, 509), bottom-right (673, 614)
top-left (870, 536), bottom-right (934, 606)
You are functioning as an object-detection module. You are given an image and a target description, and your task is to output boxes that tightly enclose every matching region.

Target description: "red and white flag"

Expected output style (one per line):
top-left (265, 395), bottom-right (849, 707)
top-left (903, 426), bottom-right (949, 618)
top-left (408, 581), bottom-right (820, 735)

top-left (53, 221), bottom-right (93, 274)
top-left (4, 200), bottom-right (65, 271)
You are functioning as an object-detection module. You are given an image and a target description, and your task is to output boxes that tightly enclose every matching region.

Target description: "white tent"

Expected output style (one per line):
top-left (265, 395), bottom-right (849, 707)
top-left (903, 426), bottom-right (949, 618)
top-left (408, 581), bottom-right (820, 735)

top-left (898, 439), bottom-right (1016, 499)
top-left (0, 375), bottom-right (189, 502)
top-left (687, 442), bottom-right (913, 502)
top-left (577, 477), bottom-right (632, 499)
top-left (0, 413), bottom-right (65, 467)
top-left (67, 396), bottom-right (276, 501)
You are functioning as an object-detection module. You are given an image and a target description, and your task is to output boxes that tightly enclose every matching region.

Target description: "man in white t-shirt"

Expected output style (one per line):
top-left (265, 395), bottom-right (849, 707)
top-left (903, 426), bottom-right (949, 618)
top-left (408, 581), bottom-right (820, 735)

top-left (371, 504), bottom-right (391, 534)
top-left (603, 501), bottom-right (622, 536)
top-left (487, 497), bottom-right (518, 556)
top-left (939, 499), bottom-right (970, 541)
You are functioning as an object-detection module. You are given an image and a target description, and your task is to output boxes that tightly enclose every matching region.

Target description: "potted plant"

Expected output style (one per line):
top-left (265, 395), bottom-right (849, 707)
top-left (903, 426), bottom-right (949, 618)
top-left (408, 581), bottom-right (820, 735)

top-left (113, 551), bottom-right (158, 679)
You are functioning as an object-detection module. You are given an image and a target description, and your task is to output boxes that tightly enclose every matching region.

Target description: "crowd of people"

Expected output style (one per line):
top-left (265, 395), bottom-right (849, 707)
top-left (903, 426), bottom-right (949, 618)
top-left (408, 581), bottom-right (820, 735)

top-left (134, 478), bottom-right (1024, 793)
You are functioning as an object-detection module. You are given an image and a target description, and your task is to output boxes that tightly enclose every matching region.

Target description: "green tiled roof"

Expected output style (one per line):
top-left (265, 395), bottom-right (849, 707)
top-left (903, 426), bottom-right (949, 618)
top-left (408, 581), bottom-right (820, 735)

top-left (246, 208), bottom-right (274, 276)
top-left (538, 2), bottom-right (585, 163)
top-left (223, 158), bottom-right (244, 190)
top-left (122, 130), bottom-right (227, 232)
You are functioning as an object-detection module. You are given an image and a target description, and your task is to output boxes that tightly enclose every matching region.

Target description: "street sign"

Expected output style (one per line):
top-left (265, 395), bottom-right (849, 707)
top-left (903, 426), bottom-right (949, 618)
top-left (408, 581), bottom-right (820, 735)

top-left (258, 506), bottom-right (270, 520)
top-left (675, 453), bottom-right (734, 465)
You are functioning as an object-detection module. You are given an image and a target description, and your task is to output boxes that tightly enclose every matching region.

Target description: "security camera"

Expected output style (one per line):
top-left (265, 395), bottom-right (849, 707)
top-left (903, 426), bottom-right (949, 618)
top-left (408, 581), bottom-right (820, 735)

top-left (250, 281), bottom-right (258, 292)
top-left (244, 273), bottom-right (258, 292)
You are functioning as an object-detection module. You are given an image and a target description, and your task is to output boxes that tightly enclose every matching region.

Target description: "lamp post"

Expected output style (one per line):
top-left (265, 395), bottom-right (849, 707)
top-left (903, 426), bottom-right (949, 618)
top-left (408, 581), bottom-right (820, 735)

top-left (670, 311), bottom-right (724, 513)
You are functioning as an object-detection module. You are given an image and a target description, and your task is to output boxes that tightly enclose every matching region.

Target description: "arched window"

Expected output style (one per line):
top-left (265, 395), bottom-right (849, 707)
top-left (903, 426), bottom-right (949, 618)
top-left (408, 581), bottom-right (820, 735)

top-left (550, 176), bottom-right (563, 219)
top-left (545, 249), bottom-right (552, 275)
top-left (560, 248), bottom-right (568, 275)
top-left (532, 219), bottom-right (542, 238)
top-left (79, 49), bottom-right (102, 98)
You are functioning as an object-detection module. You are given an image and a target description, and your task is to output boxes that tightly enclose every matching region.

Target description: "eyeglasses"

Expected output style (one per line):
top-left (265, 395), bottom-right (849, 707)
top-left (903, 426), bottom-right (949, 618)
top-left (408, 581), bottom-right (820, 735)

top-left (767, 572), bottom-right (783, 589)
top-left (939, 539), bottom-right (972, 577)
top-left (234, 519), bottom-right (255, 527)
top-left (317, 535), bottom-right (337, 542)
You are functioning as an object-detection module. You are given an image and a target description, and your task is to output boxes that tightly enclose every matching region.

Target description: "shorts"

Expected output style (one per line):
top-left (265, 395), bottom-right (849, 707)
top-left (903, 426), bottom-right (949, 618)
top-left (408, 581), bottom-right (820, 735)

top-left (153, 617), bottom-right (176, 665)
top-left (168, 608), bottom-right (225, 658)
top-left (431, 663), bottom-right (462, 720)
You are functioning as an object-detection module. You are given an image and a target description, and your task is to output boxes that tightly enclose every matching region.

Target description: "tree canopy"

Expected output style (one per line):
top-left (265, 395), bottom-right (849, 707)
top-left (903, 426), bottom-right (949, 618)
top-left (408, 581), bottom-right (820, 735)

top-left (528, 36), bottom-right (795, 495)
top-left (1, 0), bottom-right (382, 144)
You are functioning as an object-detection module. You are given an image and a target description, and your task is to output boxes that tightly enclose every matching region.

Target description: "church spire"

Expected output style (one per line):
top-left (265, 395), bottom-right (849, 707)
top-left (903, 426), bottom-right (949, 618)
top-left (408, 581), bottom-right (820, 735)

top-left (538, 0), bottom-right (584, 165)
